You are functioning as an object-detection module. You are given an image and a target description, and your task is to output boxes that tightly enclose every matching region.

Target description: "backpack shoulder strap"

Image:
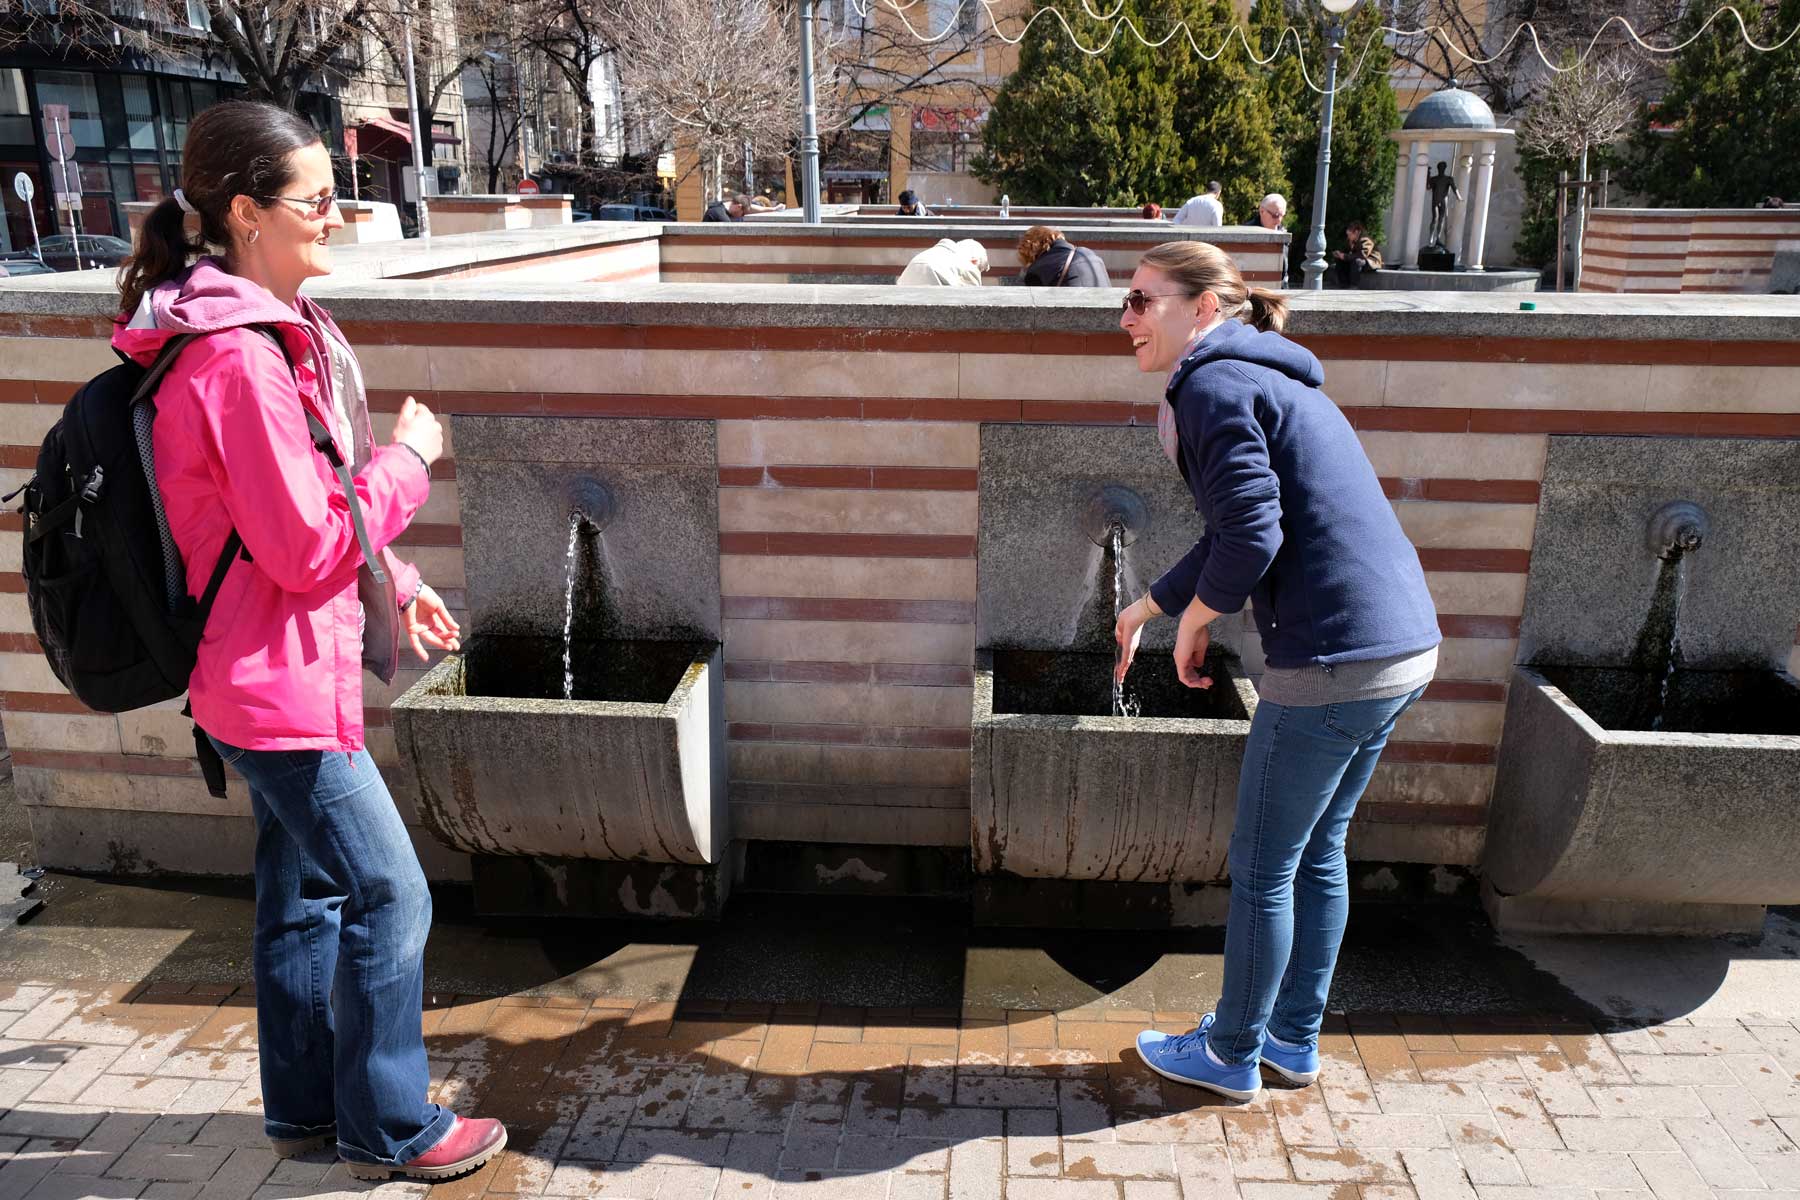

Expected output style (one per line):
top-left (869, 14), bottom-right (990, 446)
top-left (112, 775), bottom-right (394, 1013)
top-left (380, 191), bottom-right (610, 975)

top-left (248, 323), bottom-right (388, 586)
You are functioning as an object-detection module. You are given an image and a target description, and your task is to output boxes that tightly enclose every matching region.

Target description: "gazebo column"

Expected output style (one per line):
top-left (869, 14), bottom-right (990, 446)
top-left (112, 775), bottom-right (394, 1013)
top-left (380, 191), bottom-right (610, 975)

top-left (1467, 138), bottom-right (1498, 270)
top-left (1447, 146), bottom-right (1474, 259)
top-left (1405, 146), bottom-right (1432, 267)
top-left (1388, 136), bottom-right (1412, 264)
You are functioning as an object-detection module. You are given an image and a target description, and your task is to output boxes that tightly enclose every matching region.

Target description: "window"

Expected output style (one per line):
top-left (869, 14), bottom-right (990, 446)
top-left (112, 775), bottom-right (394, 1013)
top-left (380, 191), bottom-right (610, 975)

top-left (133, 163), bottom-right (166, 203)
top-left (959, 0), bottom-right (981, 37)
top-left (123, 77), bottom-right (159, 151)
top-left (0, 71), bottom-right (31, 146)
top-left (186, 0), bottom-right (209, 30)
top-left (34, 72), bottom-right (105, 149)
top-left (912, 131), bottom-right (980, 173)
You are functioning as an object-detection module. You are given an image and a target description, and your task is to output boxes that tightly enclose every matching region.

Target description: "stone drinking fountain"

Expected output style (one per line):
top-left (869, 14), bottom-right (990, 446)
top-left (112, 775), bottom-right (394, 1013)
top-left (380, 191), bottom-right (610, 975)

top-left (391, 416), bottom-right (729, 918)
top-left (971, 425), bottom-right (1257, 926)
top-left (1484, 436), bottom-right (1800, 936)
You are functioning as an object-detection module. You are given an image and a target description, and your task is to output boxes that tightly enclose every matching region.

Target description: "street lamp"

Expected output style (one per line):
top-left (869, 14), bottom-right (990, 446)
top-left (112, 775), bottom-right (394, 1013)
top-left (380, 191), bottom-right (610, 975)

top-left (1300, 0), bottom-right (1363, 291)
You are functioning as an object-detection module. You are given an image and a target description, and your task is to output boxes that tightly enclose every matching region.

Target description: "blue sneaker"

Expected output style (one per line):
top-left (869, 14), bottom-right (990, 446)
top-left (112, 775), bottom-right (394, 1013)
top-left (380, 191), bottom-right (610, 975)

top-left (1135, 1013), bottom-right (1261, 1102)
top-left (1260, 1034), bottom-right (1320, 1085)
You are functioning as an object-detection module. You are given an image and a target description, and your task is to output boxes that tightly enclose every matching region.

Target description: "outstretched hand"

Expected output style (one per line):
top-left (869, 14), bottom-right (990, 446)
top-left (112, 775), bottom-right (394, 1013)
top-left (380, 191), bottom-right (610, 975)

top-left (1173, 602), bottom-right (1214, 690)
top-left (1114, 595), bottom-right (1158, 684)
top-left (404, 583), bottom-right (462, 661)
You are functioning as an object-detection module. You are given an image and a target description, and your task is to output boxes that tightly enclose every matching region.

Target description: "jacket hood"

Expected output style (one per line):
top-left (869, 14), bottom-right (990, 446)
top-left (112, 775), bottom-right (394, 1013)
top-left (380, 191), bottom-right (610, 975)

top-left (112, 256), bottom-right (319, 365)
top-left (1174, 318), bottom-right (1325, 390)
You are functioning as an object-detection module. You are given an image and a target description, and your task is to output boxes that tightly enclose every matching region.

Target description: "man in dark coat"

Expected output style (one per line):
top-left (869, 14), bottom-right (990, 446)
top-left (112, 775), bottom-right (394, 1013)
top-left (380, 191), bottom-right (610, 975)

top-left (1016, 225), bottom-right (1110, 286)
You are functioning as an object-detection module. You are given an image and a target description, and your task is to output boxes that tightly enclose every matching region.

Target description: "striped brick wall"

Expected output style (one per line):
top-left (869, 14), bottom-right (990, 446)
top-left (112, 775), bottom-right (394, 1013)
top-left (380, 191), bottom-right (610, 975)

top-left (2, 300), bottom-right (1798, 880)
top-left (658, 229), bottom-right (1287, 287)
top-left (1581, 208), bottom-right (1800, 294)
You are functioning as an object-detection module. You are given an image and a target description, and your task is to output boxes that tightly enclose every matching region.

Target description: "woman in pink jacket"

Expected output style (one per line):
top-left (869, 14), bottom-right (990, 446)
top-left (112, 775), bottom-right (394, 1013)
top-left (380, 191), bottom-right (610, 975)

top-left (114, 100), bottom-right (504, 1181)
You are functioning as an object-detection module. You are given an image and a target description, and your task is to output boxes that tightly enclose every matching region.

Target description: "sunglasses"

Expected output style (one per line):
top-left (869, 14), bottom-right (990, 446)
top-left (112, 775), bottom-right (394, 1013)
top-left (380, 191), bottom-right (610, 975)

top-left (260, 189), bottom-right (339, 218)
top-left (1121, 288), bottom-right (1190, 315)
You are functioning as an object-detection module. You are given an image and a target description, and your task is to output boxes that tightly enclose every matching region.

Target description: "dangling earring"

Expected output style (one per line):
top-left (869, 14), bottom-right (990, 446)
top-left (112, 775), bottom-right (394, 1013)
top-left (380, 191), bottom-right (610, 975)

top-left (247, 227), bottom-right (260, 245)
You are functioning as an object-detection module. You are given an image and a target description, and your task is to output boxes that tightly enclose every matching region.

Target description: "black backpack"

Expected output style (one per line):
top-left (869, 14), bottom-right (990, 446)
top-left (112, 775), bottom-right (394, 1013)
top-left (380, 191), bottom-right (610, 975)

top-left (9, 325), bottom-right (387, 796)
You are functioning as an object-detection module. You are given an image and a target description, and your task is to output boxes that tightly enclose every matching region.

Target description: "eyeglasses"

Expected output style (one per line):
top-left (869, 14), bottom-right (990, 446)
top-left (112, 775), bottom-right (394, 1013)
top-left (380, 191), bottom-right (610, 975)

top-left (259, 190), bottom-right (338, 217)
top-left (1121, 289), bottom-right (1190, 315)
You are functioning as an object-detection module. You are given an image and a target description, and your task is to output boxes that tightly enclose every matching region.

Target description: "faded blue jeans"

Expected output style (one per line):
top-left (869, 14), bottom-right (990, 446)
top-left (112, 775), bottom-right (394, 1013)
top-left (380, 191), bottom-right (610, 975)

top-left (1206, 687), bottom-right (1426, 1066)
top-left (209, 736), bottom-right (454, 1167)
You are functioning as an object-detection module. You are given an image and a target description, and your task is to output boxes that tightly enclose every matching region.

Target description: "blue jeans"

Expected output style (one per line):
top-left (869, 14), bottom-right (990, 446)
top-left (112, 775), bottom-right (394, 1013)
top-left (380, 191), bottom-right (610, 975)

top-left (209, 736), bottom-right (454, 1166)
top-left (1207, 687), bottom-right (1425, 1066)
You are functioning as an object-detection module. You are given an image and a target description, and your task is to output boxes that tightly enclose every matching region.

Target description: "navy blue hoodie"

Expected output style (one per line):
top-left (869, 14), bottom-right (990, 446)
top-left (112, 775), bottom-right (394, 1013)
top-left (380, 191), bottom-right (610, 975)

top-left (1148, 319), bottom-right (1440, 670)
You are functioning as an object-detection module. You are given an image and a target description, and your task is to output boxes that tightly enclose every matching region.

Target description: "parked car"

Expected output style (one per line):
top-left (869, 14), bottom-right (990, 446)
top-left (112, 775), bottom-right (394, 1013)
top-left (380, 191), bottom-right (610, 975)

top-left (570, 209), bottom-right (593, 222)
top-left (35, 233), bottom-right (133, 272)
top-left (594, 204), bottom-right (675, 222)
top-left (0, 254), bottom-right (55, 279)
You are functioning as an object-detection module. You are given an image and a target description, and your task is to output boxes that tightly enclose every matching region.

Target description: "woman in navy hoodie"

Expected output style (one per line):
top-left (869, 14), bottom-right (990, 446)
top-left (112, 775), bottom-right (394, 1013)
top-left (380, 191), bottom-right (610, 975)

top-left (1114, 241), bottom-right (1440, 1101)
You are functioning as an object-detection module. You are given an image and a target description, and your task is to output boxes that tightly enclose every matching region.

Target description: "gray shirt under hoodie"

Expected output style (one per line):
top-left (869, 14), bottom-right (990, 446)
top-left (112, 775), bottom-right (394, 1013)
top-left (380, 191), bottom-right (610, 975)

top-left (1256, 645), bottom-right (1438, 707)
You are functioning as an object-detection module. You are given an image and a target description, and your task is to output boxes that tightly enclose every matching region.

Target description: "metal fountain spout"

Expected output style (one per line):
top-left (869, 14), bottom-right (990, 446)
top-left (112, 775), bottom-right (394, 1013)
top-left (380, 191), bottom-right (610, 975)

top-left (1082, 484), bottom-right (1150, 548)
top-left (1647, 500), bottom-right (1708, 561)
top-left (569, 477), bottom-right (616, 533)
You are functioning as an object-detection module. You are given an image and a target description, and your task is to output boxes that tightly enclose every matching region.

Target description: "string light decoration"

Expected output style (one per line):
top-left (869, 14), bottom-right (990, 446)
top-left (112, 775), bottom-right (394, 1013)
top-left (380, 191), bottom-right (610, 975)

top-left (843, 0), bottom-right (1800, 97)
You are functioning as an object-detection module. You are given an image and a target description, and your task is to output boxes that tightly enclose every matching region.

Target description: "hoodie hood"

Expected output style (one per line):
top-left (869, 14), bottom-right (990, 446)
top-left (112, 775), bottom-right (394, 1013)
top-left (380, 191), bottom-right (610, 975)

top-left (1169, 317), bottom-right (1324, 393)
top-left (112, 256), bottom-right (326, 365)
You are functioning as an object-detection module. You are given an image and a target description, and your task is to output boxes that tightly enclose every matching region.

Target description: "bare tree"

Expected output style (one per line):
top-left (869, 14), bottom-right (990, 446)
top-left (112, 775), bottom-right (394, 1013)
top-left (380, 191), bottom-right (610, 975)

top-left (1517, 51), bottom-right (1641, 286)
top-left (523, 0), bottom-right (624, 162)
top-left (610, 0), bottom-right (849, 200)
top-left (350, 0), bottom-right (501, 176)
top-left (1388, 0), bottom-right (1679, 114)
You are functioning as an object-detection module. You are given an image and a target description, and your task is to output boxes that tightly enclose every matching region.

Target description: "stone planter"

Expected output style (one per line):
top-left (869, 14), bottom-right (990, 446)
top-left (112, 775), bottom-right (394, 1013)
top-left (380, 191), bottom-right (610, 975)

top-left (971, 648), bottom-right (1257, 885)
top-left (1484, 665), bottom-right (1800, 935)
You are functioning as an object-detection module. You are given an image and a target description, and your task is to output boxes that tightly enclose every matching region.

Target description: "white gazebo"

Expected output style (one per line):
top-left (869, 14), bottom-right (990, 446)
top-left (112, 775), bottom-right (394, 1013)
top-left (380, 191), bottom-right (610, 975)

top-left (1387, 83), bottom-right (1515, 271)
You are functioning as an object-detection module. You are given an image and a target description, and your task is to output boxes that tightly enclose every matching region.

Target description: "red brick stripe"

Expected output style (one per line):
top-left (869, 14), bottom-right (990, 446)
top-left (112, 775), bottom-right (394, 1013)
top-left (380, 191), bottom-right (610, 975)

top-left (1380, 742), bottom-right (1496, 765)
top-left (1357, 801), bottom-right (1487, 826)
top-left (0, 633), bottom-right (38, 653)
top-left (0, 512), bottom-right (19, 532)
top-left (1438, 615), bottom-right (1521, 639)
top-left (1382, 478), bottom-right (1541, 504)
top-left (11, 748), bottom-right (199, 776)
top-left (727, 722), bottom-right (972, 750)
top-left (723, 660), bottom-right (973, 687)
top-left (393, 524), bottom-right (463, 548)
top-left (0, 574), bottom-right (25, 593)
top-left (1021, 401), bottom-right (1162, 425)
top-left (1423, 680), bottom-right (1506, 703)
top-left (720, 532), bottom-right (976, 559)
top-left (1415, 550), bottom-right (1530, 573)
top-left (1, 691), bottom-right (88, 713)
top-left (716, 466), bottom-right (979, 491)
top-left (721, 597), bottom-right (975, 624)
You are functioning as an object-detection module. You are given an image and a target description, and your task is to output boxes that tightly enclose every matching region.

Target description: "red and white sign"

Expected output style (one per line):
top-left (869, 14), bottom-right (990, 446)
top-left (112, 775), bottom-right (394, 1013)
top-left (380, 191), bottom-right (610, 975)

top-left (517, 179), bottom-right (539, 195)
top-left (343, 126), bottom-right (359, 160)
top-left (40, 103), bottom-right (79, 200)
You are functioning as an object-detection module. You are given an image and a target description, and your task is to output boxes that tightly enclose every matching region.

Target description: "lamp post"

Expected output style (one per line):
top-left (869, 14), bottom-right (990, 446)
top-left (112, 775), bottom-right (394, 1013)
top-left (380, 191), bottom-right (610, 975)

top-left (1300, 0), bottom-right (1362, 290)
top-left (798, 0), bottom-right (822, 222)
top-left (401, 0), bottom-right (431, 240)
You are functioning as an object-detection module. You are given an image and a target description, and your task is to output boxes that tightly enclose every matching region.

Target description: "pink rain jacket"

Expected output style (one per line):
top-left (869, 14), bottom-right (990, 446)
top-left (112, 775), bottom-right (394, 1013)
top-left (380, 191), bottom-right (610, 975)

top-left (112, 258), bottom-right (427, 752)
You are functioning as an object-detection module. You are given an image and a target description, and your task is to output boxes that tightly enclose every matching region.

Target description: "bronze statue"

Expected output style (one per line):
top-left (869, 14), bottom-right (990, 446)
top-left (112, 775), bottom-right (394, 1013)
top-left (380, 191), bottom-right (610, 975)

top-left (1426, 161), bottom-right (1462, 246)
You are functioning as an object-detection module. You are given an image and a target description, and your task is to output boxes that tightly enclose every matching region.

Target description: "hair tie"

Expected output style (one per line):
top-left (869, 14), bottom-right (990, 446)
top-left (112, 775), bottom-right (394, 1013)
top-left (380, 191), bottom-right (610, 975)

top-left (172, 189), bottom-right (198, 216)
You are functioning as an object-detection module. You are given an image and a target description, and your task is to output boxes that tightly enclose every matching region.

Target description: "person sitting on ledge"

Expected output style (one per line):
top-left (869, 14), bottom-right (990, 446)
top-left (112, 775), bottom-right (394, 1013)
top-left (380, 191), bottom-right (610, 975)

top-left (897, 189), bottom-right (932, 216)
top-left (1141, 202), bottom-right (1165, 220)
top-left (1331, 221), bottom-right (1383, 288)
top-left (897, 237), bottom-right (986, 285)
top-left (702, 193), bottom-right (749, 221)
top-left (1017, 224), bottom-right (1109, 287)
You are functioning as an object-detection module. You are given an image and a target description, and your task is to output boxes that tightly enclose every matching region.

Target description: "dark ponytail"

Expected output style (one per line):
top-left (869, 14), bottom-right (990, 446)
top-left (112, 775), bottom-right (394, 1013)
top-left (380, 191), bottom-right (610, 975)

top-left (117, 99), bottom-right (322, 315)
top-left (1244, 287), bottom-right (1290, 334)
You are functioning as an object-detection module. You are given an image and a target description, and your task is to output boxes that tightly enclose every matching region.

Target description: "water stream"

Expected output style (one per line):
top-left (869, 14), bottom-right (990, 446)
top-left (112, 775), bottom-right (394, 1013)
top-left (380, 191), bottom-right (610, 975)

top-left (1109, 525), bottom-right (1140, 718)
top-left (1631, 552), bottom-right (1688, 731)
top-left (561, 515), bottom-right (582, 700)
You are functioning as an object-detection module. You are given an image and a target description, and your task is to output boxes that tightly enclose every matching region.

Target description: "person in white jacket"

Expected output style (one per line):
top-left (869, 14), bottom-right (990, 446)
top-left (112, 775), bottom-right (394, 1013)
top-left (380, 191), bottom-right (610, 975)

top-left (897, 238), bottom-right (987, 286)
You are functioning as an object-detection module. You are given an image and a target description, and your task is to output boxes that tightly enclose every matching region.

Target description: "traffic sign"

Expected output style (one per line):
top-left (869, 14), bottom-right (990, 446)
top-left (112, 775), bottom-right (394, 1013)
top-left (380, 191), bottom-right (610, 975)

top-left (40, 104), bottom-right (73, 161)
top-left (13, 173), bottom-right (32, 203)
top-left (517, 178), bottom-right (539, 195)
top-left (344, 126), bottom-right (359, 160)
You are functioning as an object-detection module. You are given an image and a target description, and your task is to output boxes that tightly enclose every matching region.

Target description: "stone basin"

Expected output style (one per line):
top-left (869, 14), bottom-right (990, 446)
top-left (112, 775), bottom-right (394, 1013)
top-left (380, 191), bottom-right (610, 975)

top-left (392, 634), bottom-right (726, 865)
top-left (971, 648), bottom-right (1257, 883)
top-left (1484, 665), bottom-right (1800, 935)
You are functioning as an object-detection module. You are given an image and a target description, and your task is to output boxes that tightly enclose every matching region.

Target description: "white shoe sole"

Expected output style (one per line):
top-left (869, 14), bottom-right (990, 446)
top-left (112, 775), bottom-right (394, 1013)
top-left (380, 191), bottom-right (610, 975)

top-left (1138, 1049), bottom-right (1261, 1102)
top-left (341, 1129), bottom-right (508, 1182)
top-left (1260, 1058), bottom-right (1320, 1085)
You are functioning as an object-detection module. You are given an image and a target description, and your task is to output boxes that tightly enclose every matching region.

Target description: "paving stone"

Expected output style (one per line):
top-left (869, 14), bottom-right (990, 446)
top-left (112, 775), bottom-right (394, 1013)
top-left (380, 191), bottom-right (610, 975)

top-left (0, 1139), bottom-right (78, 1198)
top-left (1005, 1108), bottom-right (1061, 1177)
top-left (613, 1126), bottom-right (732, 1167)
top-left (1222, 1111), bottom-right (1291, 1180)
top-left (1397, 1147), bottom-right (1478, 1200)
top-left (1624, 1150), bottom-right (1713, 1200)
top-left (897, 1106), bottom-right (1002, 1141)
top-left (954, 1076), bottom-right (1056, 1109)
top-left (946, 1134), bottom-right (1002, 1200)
top-left (183, 1114), bottom-right (263, 1148)
top-left (1238, 1185), bottom-right (1370, 1199)
top-left (1287, 1144), bottom-right (1406, 1182)
top-left (1477, 1083), bottom-right (1563, 1151)
top-left (1584, 1087), bottom-right (1709, 1120)
top-left (776, 1128), bottom-right (841, 1172)
top-left (76, 1073), bottom-right (197, 1111)
top-left (1514, 1148), bottom-right (1646, 1189)
top-left (104, 1144), bottom-right (233, 1183)
top-left (1331, 1113), bottom-right (1449, 1149)
top-left (1121, 1183), bottom-right (1181, 1200)
top-left (167, 1081), bottom-right (243, 1117)
top-left (20, 1176), bottom-right (144, 1199)
top-left (1748, 1152), bottom-right (1800, 1190)
top-left (1057, 1081), bottom-right (1114, 1144)
top-left (27, 1045), bottom-right (129, 1104)
top-left (1552, 1118), bottom-right (1678, 1153)
top-left (769, 1167), bottom-right (891, 1197)
top-left (1171, 1143), bottom-right (1236, 1193)
top-left (1618, 1056), bottom-right (1726, 1087)
top-left (1373, 1083), bottom-right (1490, 1116)
top-left (0, 1106), bottom-right (104, 1140)
top-left (1442, 1113), bottom-right (1523, 1187)
top-left (141, 1186), bottom-right (204, 1200)
top-left (835, 1133), bottom-right (947, 1172)
top-left (889, 1173), bottom-right (948, 1200)
top-left (1059, 1141), bottom-right (1174, 1180)
top-left (1002, 1181), bottom-right (1118, 1199)
top-left (1111, 1108), bottom-right (1224, 1145)
top-left (1662, 1117), bottom-right (1770, 1188)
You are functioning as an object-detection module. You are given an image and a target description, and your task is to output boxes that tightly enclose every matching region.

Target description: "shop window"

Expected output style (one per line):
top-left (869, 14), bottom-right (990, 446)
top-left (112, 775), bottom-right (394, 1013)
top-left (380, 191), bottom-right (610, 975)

top-left (35, 72), bottom-right (105, 149)
top-left (0, 71), bottom-right (31, 146)
top-left (123, 77), bottom-right (158, 152)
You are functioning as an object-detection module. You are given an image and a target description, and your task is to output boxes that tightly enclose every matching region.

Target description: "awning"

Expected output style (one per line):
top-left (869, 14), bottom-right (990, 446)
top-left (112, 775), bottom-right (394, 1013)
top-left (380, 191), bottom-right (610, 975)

top-left (351, 115), bottom-right (459, 159)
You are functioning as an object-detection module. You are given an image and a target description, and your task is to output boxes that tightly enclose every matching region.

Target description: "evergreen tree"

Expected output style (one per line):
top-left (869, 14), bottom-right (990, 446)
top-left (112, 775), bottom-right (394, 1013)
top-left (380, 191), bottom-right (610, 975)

top-left (1627, 0), bottom-right (1800, 207)
top-left (974, 0), bottom-right (1288, 213)
top-left (1255, 0), bottom-right (1398, 280)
